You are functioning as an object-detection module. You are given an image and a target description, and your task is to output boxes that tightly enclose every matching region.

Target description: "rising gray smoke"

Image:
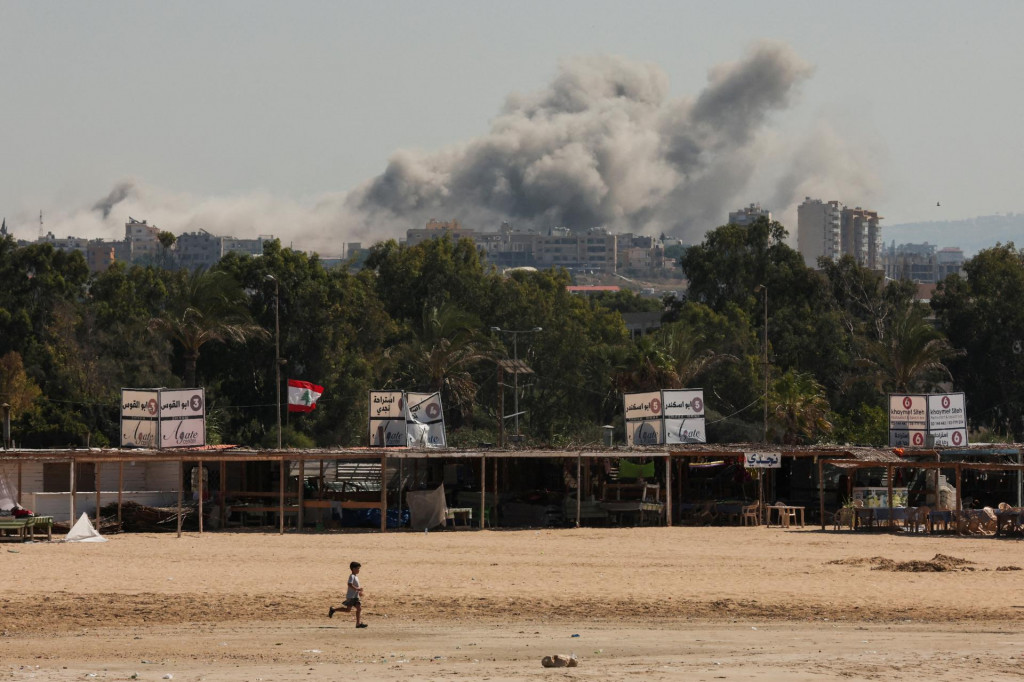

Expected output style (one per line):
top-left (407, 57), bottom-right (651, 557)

top-left (348, 41), bottom-right (816, 240)
top-left (91, 181), bottom-right (136, 219)
top-left (40, 41), bottom-right (879, 250)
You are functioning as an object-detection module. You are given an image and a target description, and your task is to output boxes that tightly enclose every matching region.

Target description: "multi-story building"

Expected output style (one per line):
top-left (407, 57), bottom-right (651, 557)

top-left (884, 242), bottom-right (964, 283)
top-left (728, 203), bottom-right (772, 226)
top-left (125, 217), bottom-right (161, 264)
top-left (176, 229), bottom-right (268, 270)
top-left (405, 218), bottom-right (477, 247)
top-left (617, 234), bottom-right (665, 274)
top-left (797, 198), bottom-right (842, 268)
top-left (840, 207), bottom-right (882, 271)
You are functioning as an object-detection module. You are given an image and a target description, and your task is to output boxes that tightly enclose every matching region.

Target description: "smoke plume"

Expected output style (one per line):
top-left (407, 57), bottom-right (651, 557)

top-left (20, 41), bottom-right (881, 250)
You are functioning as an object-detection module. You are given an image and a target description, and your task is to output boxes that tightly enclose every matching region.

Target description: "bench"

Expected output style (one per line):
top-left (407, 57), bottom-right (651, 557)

top-left (0, 516), bottom-right (52, 541)
top-left (0, 517), bottom-right (30, 540)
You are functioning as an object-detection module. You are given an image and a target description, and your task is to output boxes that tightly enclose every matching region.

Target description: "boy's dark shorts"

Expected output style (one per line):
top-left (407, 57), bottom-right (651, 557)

top-left (343, 597), bottom-right (361, 607)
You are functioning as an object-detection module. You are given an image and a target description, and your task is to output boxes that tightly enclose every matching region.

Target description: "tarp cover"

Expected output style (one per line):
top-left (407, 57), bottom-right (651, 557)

top-left (65, 512), bottom-right (107, 543)
top-left (406, 485), bottom-right (447, 530)
top-left (0, 464), bottom-right (16, 511)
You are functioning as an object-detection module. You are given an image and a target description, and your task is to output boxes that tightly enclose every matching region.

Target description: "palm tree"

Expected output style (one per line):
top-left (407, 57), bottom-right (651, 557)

top-left (613, 334), bottom-right (676, 392)
top-left (390, 303), bottom-right (498, 422)
top-left (661, 323), bottom-right (738, 387)
top-left (860, 304), bottom-right (961, 393)
top-left (768, 370), bottom-right (833, 444)
top-left (149, 267), bottom-right (268, 387)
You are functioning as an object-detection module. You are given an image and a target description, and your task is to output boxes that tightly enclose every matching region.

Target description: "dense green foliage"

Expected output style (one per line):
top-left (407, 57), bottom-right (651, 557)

top-left (0, 220), bottom-right (1009, 448)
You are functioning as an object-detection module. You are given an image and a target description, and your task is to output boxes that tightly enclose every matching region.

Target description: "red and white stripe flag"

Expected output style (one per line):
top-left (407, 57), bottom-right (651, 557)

top-left (287, 379), bottom-right (324, 413)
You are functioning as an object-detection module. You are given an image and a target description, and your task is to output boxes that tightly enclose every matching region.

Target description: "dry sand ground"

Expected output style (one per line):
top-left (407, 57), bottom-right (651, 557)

top-left (3, 526), bottom-right (1024, 680)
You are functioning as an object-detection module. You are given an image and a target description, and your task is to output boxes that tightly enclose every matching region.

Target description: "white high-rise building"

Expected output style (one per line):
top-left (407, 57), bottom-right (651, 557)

top-left (797, 198), bottom-right (841, 268)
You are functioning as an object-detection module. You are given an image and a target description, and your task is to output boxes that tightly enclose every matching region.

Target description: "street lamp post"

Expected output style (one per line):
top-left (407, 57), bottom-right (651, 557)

top-left (491, 327), bottom-right (542, 441)
top-left (754, 284), bottom-right (768, 443)
top-left (266, 275), bottom-right (282, 449)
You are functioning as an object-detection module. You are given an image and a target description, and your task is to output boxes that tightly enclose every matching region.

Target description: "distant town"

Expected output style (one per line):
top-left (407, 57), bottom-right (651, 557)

top-left (1, 196), bottom-right (967, 288)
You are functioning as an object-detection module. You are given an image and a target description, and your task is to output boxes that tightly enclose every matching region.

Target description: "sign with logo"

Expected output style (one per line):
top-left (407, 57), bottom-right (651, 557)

top-left (623, 391), bottom-right (663, 420)
top-left (406, 392), bottom-right (446, 448)
top-left (120, 388), bottom-right (206, 448)
top-left (369, 418), bottom-right (409, 447)
top-left (121, 389), bottom-right (160, 448)
top-left (889, 393), bottom-right (968, 448)
top-left (159, 388), bottom-right (206, 448)
top-left (624, 389), bottom-right (706, 446)
top-left (626, 418), bottom-right (664, 446)
top-left (743, 452), bottom-right (781, 468)
top-left (662, 389), bottom-right (707, 444)
top-left (369, 391), bottom-right (408, 447)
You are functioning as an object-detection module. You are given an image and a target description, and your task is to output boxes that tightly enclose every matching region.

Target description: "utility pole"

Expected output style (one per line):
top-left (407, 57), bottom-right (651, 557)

top-left (266, 275), bottom-right (282, 449)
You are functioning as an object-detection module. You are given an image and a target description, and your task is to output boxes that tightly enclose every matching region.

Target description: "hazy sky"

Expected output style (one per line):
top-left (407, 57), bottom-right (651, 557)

top-left (2, 2), bottom-right (1022, 253)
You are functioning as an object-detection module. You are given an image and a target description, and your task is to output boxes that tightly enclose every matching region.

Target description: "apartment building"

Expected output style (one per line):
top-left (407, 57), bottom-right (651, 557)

top-left (797, 198), bottom-right (842, 268)
top-left (728, 203), bottom-right (772, 226)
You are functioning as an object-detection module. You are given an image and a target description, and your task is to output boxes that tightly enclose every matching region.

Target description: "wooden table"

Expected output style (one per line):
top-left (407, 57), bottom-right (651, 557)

top-left (767, 505), bottom-right (805, 527)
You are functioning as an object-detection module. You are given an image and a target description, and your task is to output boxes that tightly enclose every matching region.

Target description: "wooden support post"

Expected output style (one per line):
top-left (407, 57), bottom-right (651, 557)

top-left (118, 462), bottom-right (124, 529)
top-left (497, 366), bottom-right (505, 449)
top-left (298, 457), bottom-right (305, 532)
top-left (197, 459), bottom-right (204, 535)
top-left (665, 455), bottom-right (673, 527)
top-left (576, 454), bottom-right (582, 528)
top-left (70, 460), bottom-right (76, 526)
top-left (16, 460), bottom-right (22, 505)
top-left (219, 460), bottom-right (227, 529)
top-left (380, 454), bottom-right (388, 533)
top-left (818, 457), bottom-right (825, 530)
top-left (886, 464), bottom-right (894, 528)
top-left (480, 455), bottom-right (486, 529)
top-left (176, 460), bottom-right (183, 538)
top-left (955, 462), bottom-right (962, 512)
top-left (94, 462), bottom-right (101, 525)
top-left (492, 454), bottom-right (498, 527)
top-left (278, 458), bottom-right (285, 535)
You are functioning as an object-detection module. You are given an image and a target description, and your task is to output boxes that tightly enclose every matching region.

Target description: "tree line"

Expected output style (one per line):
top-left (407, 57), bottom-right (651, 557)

top-left (2, 217), bottom-right (1022, 449)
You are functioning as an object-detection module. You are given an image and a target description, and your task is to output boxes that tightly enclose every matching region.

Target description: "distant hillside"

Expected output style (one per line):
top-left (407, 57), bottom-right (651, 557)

top-left (886, 213), bottom-right (1024, 256)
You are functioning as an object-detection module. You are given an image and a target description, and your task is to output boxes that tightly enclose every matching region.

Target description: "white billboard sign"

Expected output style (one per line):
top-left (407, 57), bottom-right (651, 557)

top-left (665, 418), bottom-right (706, 444)
top-left (407, 392), bottom-right (446, 448)
top-left (159, 388), bottom-right (206, 448)
top-left (121, 389), bottom-right (160, 448)
top-left (625, 418), bottom-right (664, 446)
top-left (663, 389), bottom-right (706, 444)
top-left (623, 391), bottom-right (663, 421)
top-left (744, 452), bottom-right (781, 468)
top-left (369, 418), bottom-right (409, 447)
top-left (889, 393), bottom-right (968, 448)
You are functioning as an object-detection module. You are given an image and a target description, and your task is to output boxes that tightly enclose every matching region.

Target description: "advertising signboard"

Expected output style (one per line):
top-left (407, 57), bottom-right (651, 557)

top-left (744, 452), bottom-right (781, 468)
top-left (625, 418), bottom-right (664, 446)
top-left (369, 391), bottom-right (406, 447)
top-left (623, 391), bottom-right (663, 421)
top-left (889, 393), bottom-right (968, 448)
top-left (407, 392), bottom-right (446, 448)
top-left (663, 389), bottom-right (706, 444)
top-left (158, 388), bottom-right (206, 448)
top-left (121, 389), bottom-right (160, 448)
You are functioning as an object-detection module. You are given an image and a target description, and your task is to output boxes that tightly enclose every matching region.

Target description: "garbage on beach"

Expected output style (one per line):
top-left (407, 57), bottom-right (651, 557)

top-left (541, 654), bottom-right (578, 668)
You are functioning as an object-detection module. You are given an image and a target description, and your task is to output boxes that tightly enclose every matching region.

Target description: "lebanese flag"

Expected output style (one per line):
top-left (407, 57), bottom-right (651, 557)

top-left (287, 379), bottom-right (324, 413)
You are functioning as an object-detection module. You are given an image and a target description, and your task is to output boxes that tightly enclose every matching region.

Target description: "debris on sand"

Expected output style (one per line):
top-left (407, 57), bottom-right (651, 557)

top-left (828, 554), bottom-right (975, 572)
top-left (541, 654), bottom-right (578, 668)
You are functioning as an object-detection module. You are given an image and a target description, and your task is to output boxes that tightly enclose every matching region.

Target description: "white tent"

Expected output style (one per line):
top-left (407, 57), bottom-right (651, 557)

top-left (65, 512), bottom-right (107, 543)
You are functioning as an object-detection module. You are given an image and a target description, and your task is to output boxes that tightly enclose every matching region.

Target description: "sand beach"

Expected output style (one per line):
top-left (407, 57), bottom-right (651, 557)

top-left (3, 526), bottom-right (1024, 680)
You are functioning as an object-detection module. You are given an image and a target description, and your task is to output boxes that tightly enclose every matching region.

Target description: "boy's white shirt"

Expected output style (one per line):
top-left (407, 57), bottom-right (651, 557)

top-left (347, 573), bottom-right (361, 598)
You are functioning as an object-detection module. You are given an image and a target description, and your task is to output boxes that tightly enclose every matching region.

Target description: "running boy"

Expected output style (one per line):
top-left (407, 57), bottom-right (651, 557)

top-left (328, 561), bottom-right (367, 628)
